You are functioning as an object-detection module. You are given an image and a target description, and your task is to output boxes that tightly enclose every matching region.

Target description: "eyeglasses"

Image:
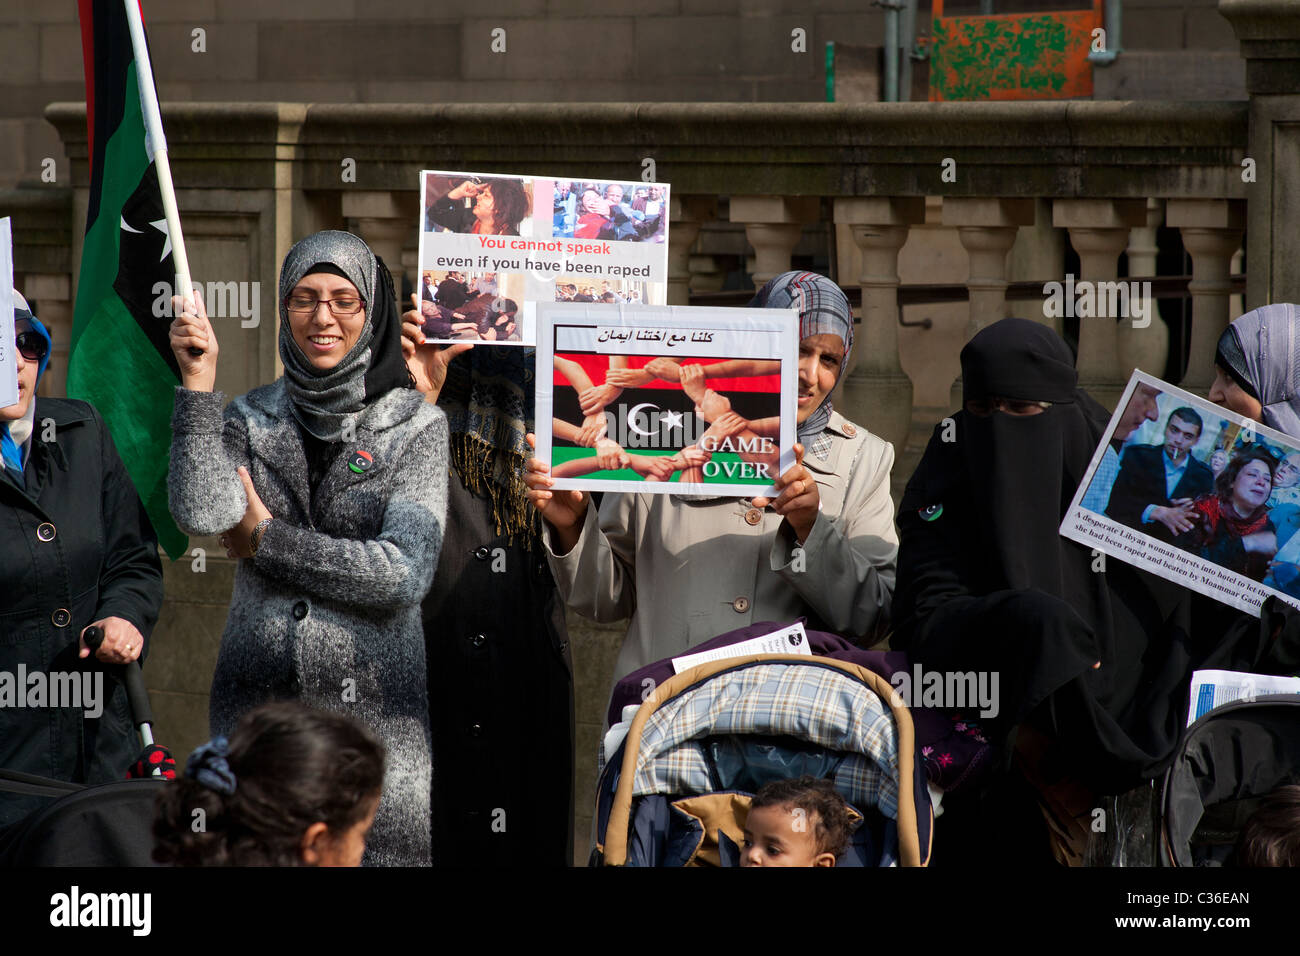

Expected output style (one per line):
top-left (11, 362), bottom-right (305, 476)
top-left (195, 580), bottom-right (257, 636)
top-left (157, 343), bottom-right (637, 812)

top-left (285, 294), bottom-right (364, 317)
top-left (16, 331), bottom-right (48, 363)
top-left (964, 396), bottom-right (1053, 417)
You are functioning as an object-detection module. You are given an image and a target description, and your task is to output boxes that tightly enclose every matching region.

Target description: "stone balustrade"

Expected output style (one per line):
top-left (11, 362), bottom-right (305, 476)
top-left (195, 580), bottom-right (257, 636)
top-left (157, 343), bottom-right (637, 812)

top-left (32, 95), bottom-right (1256, 445)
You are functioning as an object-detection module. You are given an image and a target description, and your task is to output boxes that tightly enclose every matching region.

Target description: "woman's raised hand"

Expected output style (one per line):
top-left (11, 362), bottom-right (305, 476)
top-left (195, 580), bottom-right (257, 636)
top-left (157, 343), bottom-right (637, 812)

top-left (169, 289), bottom-right (218, 392)
top-left (401, 294), bottom-right (473, 403)
top-left (524, 432), bottom-right (589, 537)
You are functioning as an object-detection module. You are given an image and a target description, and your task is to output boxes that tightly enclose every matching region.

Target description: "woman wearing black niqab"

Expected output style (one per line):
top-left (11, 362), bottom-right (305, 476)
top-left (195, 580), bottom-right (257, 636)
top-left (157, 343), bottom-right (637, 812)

top-left (893, 319), bottom-right (1208, 862)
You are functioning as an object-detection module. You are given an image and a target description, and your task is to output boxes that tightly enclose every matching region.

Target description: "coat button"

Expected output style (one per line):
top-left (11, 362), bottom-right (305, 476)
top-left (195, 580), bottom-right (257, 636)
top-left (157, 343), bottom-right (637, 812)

top-left (469, 723), bottom-right (483, 737)
top-left (474, 546), bottom-right (491, 561)
top-left (732, 596), bottom-right (750, 613)
top-left (843, 423), bottom-right (857, 437)
top-left (36, 522), bottom-right (56, 542)
top-left (51, 608), bottom-right (71, 628)
top-left (292, 601), bottom-right (309, 620)
top-left (470, 632), bottom-right (487, 647)
top-left (744, 508), bottom-right (762, 526)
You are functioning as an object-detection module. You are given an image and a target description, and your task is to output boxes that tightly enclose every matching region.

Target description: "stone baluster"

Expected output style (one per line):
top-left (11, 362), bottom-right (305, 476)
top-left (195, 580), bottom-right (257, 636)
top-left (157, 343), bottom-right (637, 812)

top-left (1117, 198), bottom-right (1169, 380)
top-left (1229, 245), bottom-right (1245, 322)
top-left (667, 195), bottom-right (717, 305)
top-left (943, 198), bottom-right (1036, 339)
top-left (832, 197), bottom-right (925, 450)
top-left (1053, 198), bottom-right (1147, 409)
top-left (729, 196), bottom-right (820, 287)
top-left (941, 199), bottom-right (1035, 410)
top-left (1167, 199), bottom-right (1246, 394)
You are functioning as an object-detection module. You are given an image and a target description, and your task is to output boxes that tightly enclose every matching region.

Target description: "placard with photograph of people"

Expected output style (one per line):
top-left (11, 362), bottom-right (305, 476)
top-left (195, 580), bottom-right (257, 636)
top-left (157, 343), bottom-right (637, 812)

top-left (1062, 369), bottom-right (1300, 614)
top-left (417, 170), bottom-right (669, 345)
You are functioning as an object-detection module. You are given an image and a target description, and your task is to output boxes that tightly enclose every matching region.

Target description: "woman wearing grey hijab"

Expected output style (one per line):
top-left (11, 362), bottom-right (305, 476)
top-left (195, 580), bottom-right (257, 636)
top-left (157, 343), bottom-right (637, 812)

top-left (166, 231), bottom-right (449, 866)
top-left (1211, 303), bottom-right (1300, 437)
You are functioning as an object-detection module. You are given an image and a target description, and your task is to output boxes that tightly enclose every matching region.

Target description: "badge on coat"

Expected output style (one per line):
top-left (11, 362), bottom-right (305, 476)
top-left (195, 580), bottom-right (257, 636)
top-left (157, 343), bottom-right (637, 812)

top-left (348, 450), bottom-right (374, 474)
top-left (919, 503), bottom-right (943, 522)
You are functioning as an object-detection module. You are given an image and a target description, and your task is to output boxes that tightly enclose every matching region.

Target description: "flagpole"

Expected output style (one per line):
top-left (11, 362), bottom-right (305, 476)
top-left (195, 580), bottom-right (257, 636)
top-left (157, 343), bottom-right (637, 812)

top-left (121, 0), bottom-right (200, 350)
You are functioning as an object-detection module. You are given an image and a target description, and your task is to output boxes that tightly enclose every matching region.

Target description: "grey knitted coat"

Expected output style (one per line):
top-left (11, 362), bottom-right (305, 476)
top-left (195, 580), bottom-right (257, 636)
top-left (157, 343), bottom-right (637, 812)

top-left (168, 380), bottom-right (447, 867)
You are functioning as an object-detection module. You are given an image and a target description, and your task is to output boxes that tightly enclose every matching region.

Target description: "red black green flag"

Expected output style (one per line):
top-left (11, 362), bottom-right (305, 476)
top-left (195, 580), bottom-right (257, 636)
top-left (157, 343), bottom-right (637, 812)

top-left (73, 0), bottom-right (186, 559)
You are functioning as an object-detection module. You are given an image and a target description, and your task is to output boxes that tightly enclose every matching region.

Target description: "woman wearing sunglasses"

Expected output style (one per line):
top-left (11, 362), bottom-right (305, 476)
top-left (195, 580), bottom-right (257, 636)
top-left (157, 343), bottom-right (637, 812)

top-left (0, 290), bottom-right (164, 828)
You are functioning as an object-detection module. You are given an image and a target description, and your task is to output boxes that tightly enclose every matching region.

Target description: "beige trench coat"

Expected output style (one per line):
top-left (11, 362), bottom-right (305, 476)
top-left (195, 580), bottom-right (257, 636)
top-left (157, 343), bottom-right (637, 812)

top-left (543, 411), bottom-right (899, 688)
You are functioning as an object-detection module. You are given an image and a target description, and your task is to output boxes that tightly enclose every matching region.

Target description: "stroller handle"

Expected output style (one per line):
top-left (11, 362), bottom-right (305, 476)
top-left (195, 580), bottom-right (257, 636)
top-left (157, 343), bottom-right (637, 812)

top-left (82, 625), bottom-right (156, 748)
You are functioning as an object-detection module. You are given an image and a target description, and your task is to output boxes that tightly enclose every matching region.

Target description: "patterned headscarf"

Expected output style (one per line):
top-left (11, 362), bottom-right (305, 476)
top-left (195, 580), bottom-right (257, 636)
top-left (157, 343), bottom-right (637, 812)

top-left (1216, 304), bottom-right (1300, 439)
top-left (277, 231), bottom-right (411, 441)
top-left (748, 271), bottom-right (854, 460)
top-left (439, 346), bottom-right (536, 542)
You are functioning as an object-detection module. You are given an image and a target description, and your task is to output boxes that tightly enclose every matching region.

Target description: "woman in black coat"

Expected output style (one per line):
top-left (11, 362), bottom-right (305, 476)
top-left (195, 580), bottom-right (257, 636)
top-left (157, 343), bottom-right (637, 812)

top-left (401, 299), bottom-right (575, 866)
top-left (0, 293), bottom-right (163, 828)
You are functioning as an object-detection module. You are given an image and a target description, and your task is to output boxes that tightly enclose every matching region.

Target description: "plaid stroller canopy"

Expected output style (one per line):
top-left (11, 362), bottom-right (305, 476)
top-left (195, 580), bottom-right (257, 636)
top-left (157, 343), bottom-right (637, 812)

top-left (629, 662), bottom-right (901, 819)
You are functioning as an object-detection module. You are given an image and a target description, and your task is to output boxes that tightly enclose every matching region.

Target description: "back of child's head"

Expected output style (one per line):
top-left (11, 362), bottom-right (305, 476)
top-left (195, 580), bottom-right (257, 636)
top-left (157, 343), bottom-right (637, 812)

top-left (1237, 784), bottom-right (1300, 867)
top-left (153, 702), bottom-right (385, 866)
top-left (750, 775), bottom-right (853, 861)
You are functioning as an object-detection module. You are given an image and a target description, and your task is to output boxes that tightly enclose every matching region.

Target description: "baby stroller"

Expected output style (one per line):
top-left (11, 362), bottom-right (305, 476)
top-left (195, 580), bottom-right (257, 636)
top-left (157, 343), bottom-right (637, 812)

top-left (592, 623), bottom-right (940, 867)
top-left (1159, 692), bottom-right (1300, 866)
top-left (1093, 692), bottom-right (1300, 867)
top-left (0, 628), bottom-right (166, 867)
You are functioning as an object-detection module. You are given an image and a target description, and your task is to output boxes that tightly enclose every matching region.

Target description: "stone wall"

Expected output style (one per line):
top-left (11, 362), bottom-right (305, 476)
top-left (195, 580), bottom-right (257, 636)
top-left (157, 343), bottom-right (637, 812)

top-left (1, 0), bottom-right (1239, 190)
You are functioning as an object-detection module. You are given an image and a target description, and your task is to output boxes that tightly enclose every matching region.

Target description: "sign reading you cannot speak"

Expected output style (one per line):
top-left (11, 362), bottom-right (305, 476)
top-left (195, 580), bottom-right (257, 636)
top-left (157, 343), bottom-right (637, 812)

top-left (535, 301), bottom-right (799, 498)
top-left (416, 170), bottom-right (669, 346)
top-left (1062, 369), bottom-right (1300, 616)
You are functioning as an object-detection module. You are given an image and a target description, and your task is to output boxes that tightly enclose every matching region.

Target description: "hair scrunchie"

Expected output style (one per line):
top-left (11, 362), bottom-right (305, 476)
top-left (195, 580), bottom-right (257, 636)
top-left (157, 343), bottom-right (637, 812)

top-left (185, 736), bottom-right (237, 795)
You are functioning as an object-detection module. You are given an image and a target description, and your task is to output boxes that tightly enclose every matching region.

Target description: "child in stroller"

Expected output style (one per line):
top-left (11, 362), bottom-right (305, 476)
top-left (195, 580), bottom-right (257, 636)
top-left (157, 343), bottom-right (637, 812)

top-left (740, 776), bottom-right (854, 868)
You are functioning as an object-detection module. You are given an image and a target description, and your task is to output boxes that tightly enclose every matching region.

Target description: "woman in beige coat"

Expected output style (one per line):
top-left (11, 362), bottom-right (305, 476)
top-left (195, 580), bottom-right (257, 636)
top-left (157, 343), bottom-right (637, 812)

top-left (525, 272), bottom-right (898, 690)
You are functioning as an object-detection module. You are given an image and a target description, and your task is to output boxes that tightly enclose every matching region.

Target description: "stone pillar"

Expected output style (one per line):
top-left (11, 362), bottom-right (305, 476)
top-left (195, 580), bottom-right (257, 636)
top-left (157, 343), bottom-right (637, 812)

top-left (1053, 199), bottom-right (1148, 409)
top-left (1118, 198), bottom-right (1170, 380)
top-left (1167, 199), bottom-right (1246, 394)
top-left (1220, 0), bottom-right (1300, 310)
top-left (942, 198), bottom-right (1036, 339)
top-left (832, 197), bottom-right (925, 450)
top-left (729, 196), bottom-right (820, 287)
top-left (667, 195), bottom-right (717, 305)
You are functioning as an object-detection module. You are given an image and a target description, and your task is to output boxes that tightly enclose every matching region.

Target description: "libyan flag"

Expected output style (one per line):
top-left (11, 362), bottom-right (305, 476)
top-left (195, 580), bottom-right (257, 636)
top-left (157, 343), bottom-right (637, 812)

top-left (72, 0), bottom-right (187, 559)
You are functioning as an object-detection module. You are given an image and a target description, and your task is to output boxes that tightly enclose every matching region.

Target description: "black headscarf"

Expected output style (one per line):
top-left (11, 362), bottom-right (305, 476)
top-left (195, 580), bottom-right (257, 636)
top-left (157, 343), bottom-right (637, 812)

top-left (896, 319), bottom-right (1212, 793)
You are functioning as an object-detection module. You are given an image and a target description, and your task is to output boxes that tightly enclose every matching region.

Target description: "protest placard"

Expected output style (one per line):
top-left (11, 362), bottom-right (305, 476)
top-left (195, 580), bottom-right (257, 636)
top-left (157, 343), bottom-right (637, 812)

top-left (0, 218), bottom-right (15, 409)
top-left (416, 171), bottom-right (669, 345)
top-left (1061, 369), bottom-right (1300, 615)
top-left (536, 301), bottom-right (798, 497)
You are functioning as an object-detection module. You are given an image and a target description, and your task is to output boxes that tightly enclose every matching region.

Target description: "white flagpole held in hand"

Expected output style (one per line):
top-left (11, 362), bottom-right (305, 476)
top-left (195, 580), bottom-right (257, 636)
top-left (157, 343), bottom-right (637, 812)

top-left (122, 0), bottom-right (202, 355)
